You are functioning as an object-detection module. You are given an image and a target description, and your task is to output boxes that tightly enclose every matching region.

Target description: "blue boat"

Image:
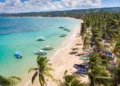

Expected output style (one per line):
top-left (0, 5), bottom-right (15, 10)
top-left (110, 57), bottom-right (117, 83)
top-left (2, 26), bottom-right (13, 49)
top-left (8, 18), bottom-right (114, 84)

top-left (103, 52), bottom-right (113, 58)
top-left (77, 69), bottom-right (87, 74)
top-left (73, 64), bottom-right (89, 69)
top-left (14, 52), bottom-right (22, 58)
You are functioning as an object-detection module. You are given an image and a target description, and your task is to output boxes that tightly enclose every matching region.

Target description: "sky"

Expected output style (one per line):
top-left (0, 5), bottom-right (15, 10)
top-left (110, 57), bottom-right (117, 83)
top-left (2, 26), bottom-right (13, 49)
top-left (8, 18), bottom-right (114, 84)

top-left (0, 0), bottom-right (120, 13)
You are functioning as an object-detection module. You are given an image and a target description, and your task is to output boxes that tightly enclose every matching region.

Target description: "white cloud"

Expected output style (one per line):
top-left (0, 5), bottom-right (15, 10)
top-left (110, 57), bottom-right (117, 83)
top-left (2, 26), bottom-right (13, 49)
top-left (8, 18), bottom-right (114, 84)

top-left (0, 0), bottom-right (102, 13)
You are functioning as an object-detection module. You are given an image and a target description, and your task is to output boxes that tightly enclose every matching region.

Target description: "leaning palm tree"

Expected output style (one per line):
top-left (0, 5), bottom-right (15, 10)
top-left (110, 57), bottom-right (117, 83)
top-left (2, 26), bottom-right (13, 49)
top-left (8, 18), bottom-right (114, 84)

top-left (28, 56), bottom-right (54, 86)
top-left (0, 75), bottom-right (21, 86)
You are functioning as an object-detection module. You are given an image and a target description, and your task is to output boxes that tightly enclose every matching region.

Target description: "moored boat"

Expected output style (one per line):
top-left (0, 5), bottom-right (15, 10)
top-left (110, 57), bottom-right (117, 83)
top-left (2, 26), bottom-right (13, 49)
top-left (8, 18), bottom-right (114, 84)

top-left (64, 28), bottom-right (71, 32)
top-left (59, 34), bottom-right (67, 37)
top-left (59, 26), bottom-right (64, 29)
top-left (14, 52), bottom-right (22, 58)
top-left (41, 45), bottom-right (53, 50)
top-left (36, 37), bottom-right (45, 41)
top-left (34, 50), bottom-right (47, 55)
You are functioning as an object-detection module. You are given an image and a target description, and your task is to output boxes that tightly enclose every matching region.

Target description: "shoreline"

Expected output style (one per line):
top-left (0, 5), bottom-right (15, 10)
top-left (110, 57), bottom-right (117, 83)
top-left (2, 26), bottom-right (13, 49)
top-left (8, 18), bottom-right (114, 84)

top-left (50, 25), bottom-right (78, 62)
top-left (0, 16), bottom-right (82, 22)
top-left (18, 19), bottom-right (88, 86)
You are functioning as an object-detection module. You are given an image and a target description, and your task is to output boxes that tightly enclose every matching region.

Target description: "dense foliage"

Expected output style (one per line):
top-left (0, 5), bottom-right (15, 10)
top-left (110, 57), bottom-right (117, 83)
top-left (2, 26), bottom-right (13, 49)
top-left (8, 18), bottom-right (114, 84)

top-left (81, 9), bottom-right (120, 86)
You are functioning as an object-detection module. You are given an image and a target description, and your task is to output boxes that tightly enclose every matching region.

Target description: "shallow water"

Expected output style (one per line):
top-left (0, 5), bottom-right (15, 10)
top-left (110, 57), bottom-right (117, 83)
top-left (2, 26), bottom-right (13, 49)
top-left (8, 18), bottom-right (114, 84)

top-left (0, 17), bottom-right (80, 77)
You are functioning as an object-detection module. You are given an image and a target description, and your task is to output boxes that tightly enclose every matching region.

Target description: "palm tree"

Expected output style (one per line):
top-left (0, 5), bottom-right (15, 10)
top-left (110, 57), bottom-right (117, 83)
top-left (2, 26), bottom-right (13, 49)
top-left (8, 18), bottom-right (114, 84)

top-left (28, 56), bottom-right (54, 86)
top-left (88, 53), bottom-right (112, 86)
top-left (112, 66), bottom-right (120, 86)
top-left (93, 38), bottom-right (104, 52)
top-left (110, 41), bottom-right (120, 86)
top-left (59, 71), bottom-right (86, 86)
top-left (81, 23), bottom-right (87, 37)
top-left (91, 27), bottom-right (104, 52)
top-left (83, 36), bottom-right (90, 49)
top-left (0, 75), bottom-right (21, 86)
top-left (102, 19), bottom-right (120, 41)
top-left (111, 40), bottom-right (120, 65)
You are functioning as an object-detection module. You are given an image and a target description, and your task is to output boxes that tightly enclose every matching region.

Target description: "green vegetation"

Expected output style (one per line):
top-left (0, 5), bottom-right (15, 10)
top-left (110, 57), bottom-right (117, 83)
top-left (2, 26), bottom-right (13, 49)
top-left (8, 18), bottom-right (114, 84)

top-left (59, 71), bottom-right (86, 86)
top-left (88, 53), bottom-right (112, 86)
top-left (81, 10), bottom-right (120, 86)
top-left (28, 56), bottom-right (54, 86)
top-left (0, 75), bottom-right (21, 86)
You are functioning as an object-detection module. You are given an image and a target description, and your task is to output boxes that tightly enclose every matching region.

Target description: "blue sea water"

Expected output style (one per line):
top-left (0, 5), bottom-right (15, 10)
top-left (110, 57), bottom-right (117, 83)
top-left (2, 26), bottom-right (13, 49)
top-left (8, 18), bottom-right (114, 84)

top-left (0, 17), bottom-right (80, 77)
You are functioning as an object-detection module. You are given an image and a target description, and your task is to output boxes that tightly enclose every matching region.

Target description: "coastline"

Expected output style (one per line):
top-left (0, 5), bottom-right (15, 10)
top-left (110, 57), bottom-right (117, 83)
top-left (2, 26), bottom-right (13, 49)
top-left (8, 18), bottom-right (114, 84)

top-left (17, 19), bottom-right (88, 86)
top-left (0, 17), bottom-right (80, 77)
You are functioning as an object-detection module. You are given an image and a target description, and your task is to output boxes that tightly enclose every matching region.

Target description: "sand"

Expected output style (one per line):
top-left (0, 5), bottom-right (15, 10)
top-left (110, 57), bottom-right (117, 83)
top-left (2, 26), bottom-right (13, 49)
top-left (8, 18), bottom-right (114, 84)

top-left (17, 20), bottom-right (89, 86)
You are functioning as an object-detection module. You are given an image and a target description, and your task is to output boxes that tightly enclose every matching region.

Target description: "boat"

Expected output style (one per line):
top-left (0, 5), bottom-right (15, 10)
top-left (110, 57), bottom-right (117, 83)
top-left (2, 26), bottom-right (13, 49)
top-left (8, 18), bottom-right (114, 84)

top-left (36, 37), bottom-right (45, 41)
top-left (41, 45), bottom-right (53, 50)
top-left (80, 56), bottom-right (89, 60)
top-left (103, 52), bottom-right (113, 58)
top-left (64, 28), bottom-right (71, 32)
top-left (34, 50), bottom-right (47, 55)
top-left (59, 34), bottom-right (67, 37)
top-left (76, 69), bottom-right (87, 74)
top-left (59, 26), bottom-right (64, 29)
top-left (74, 64), bottom-right (89, 69)
top-left (14, 52), bottom-right (22, 58)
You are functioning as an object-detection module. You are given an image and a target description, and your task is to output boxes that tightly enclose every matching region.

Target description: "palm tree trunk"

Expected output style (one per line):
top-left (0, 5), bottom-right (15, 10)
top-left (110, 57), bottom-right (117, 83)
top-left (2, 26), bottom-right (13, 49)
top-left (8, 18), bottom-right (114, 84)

top-left (89, 76), bottom-right (95, 86)
top-left (113, 82), bottom-right (118, 86)
top-left (113, 79), bottom-right (118, 86)
top-left (90, 80), bottom-right (94, 86)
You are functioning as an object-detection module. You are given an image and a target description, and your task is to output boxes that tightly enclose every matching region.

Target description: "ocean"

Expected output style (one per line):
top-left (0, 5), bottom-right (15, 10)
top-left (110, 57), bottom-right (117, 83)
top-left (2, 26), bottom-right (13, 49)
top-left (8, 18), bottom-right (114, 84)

top-left (0, 17), bottom-right (80, 77)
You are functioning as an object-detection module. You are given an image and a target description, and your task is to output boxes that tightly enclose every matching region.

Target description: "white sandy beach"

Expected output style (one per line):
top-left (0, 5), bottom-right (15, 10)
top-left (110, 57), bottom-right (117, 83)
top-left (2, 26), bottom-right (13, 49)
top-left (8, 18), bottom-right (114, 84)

top-left (17, 20), bottom-right (89, 86)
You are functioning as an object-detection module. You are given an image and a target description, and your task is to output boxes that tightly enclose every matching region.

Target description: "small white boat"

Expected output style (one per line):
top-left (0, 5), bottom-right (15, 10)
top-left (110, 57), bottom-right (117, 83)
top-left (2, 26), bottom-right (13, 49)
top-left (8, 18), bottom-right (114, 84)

top-left (36, 37), bottom-right (45, 41)
top-left (41, 45), bottom-right (53, 50)
top-left (14, 52), bottom-right (22, 58)
top-left (34, 50), bottom-right (47, 55)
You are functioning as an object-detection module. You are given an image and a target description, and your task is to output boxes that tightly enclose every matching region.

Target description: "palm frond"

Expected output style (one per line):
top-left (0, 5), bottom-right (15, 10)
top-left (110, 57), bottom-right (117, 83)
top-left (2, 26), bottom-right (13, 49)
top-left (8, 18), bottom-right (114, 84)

top-left (28, 68), bottom-right (38, 73)
top-left (31, 71), bottom-right (38, 84)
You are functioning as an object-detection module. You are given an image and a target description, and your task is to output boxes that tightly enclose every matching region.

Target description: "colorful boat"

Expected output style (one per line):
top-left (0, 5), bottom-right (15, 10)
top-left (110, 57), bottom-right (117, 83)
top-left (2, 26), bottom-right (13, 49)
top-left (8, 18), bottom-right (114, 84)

top-left (41, 45), bottom-right (53, 50)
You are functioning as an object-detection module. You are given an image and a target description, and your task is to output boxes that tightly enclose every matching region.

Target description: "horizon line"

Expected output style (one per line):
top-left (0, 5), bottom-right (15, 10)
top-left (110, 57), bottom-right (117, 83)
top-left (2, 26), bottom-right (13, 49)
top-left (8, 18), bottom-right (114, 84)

top-left (0, 6), bottom-right (120, 14)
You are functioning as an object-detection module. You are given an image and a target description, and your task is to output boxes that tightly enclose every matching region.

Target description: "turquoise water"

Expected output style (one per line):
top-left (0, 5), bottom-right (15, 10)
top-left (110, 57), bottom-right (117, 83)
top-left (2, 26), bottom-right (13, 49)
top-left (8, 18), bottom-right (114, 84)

top-left (0, 17), bottom-right (80, 77)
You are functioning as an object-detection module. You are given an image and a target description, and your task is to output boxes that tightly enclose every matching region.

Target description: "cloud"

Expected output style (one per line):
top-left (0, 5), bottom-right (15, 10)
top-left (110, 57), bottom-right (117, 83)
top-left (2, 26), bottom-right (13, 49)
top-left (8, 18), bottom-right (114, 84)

top-left (0, 0), bottom-right (102, 13)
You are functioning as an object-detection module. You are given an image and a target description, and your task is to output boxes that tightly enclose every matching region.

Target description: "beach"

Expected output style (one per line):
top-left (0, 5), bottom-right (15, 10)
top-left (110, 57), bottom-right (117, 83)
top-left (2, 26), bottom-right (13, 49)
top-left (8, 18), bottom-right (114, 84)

top-left (17, 19), bottom-right (89, 86)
